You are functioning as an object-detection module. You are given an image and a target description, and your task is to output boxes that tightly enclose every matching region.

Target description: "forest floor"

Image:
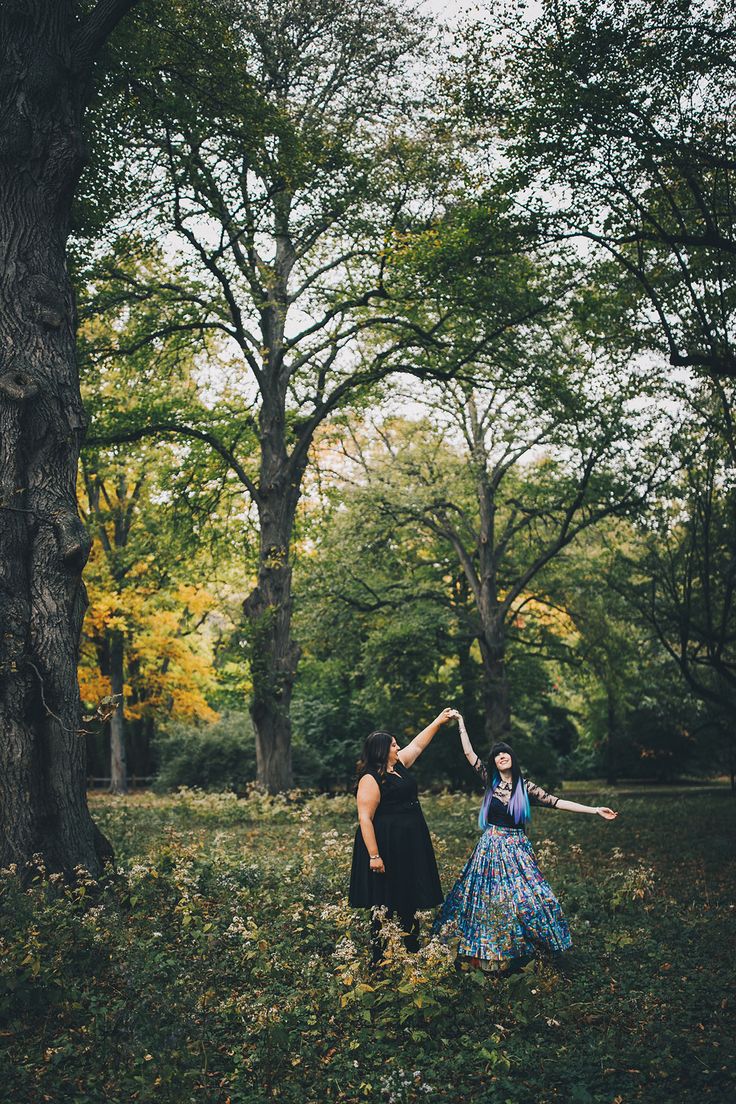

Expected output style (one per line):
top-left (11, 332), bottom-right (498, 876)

top-left (1, 785), bottom-right (734, 1104)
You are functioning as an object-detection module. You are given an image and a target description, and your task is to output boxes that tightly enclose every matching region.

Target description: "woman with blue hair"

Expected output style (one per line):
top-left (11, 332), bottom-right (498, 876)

top-left (435, 712), bottom-right (617, 973)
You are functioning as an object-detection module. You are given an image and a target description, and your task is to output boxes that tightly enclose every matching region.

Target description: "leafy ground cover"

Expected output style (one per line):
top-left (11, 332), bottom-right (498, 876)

top-left (1, 786), bottom-right (734, 1104)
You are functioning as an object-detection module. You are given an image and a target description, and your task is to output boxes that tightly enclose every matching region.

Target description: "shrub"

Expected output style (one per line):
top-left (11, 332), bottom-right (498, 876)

top-left (562, 742), bottom-right (604, 780)
top-left (153, 711), bottom-right (256, 792)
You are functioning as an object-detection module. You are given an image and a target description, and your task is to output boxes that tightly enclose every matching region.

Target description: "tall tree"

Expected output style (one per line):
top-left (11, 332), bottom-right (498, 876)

top-left (549, 533), bottom-right (644, 783)
top-left (462, 0), bottom-right (736, 378)
top-left (0, 0), bottom-right (138, 874)
top-left (79, 447), bottom-right (226, 791)
top-left (85, 0), bottom-right (485, 791)
top-left (293, 476), bottom-right (481, 788)
top-left (339, 360), bottom-right (664, 748)
top-left (629, 382), bottom-right (736, 783)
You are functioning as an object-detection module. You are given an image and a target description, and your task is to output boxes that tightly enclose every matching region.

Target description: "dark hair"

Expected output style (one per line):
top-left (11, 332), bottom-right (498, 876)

top-left (356, 730), bottom-right (394, 780)
top-left (478, 741), bottom-right (530, 827)
top-left (488, 742), bottom-right (522, 789)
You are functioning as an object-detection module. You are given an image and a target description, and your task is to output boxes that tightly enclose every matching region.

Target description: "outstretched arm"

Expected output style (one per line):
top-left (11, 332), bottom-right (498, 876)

top-left (555, 798), bottom-right (617, 819)
top-left (527, 780), bottom-right (617, 819)
top-left (398, 707), bottom-right (456, 768)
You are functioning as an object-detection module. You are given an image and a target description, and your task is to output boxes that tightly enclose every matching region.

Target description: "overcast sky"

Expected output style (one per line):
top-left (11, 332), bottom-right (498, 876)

top-left (418, 0), bottom-right (476, 26)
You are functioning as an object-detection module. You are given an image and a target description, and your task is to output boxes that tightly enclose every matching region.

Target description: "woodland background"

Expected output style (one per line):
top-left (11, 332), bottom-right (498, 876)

top-left (1, 3), bottom-right (735, 1102)
top-left (66, 0), bottom-right (734, 799)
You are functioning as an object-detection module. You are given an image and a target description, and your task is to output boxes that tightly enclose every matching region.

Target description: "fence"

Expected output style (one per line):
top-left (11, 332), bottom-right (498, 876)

top-left (87, 776), bottom-right (155, 790)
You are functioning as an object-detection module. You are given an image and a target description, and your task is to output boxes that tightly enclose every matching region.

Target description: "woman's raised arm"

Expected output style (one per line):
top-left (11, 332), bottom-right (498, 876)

top-left (398, 707), bottom-right (456, 768)
top-left (455, 713), bottom-right (478, 768)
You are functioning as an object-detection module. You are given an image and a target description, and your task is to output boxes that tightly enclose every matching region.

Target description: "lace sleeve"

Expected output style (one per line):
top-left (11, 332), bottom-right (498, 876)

top-left (527, 780), bottom-right (559, 807)
top-left (473, 756), bottom-right (488, 788)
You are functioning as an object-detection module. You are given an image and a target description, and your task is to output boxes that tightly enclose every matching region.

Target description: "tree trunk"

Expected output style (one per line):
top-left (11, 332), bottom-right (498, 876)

top-left (0, 1), bottom-right (134, 874)
top-left (457, 635), bottom-right (482, 743)
top-left (108, 629), bottom-right (128, 794)
top-left (478, 632), bottom-right (512, 749)
top-left (605, 682), bottom-right (619, 786)
top-left (243, 486), bottom-right (302, 793)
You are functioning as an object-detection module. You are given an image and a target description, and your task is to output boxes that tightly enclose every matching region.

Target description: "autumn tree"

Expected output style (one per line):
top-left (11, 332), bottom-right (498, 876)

top-left (79, 445), bottom-right (226, 792)
top-left (0, 0), bottom-right (139, 874)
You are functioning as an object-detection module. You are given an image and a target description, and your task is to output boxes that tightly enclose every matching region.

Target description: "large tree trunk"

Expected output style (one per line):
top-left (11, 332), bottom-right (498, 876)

top-left (0, 1), bottom-right (135, 874)
top-left (604, 682), bottom-right (619, 786)
top-left (108, 628), bottom-right (128, 794)
top-left (243, 483), bottom-right (302, 793)
top-left (457, 636), bottom-right (481, 741)
top-left (453, 574), bottom-right (484, 750)
top-left (470, 411), bottom-right (513, 752)
top-left (478, 630), bottom-right (512, 748)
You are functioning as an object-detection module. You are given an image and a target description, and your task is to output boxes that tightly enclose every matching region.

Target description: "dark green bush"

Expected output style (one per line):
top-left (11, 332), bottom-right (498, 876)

top-left (153, 711), bottom-right (256, 792)
top-left (153, 710), bottom-right (335, 793)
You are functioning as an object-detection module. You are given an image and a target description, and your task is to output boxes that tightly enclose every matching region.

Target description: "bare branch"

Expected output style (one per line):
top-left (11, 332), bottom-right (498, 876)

top-left (85, 422), bottom-right (260, 503)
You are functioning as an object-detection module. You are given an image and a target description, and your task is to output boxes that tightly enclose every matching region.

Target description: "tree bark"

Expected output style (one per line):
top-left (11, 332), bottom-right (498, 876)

top-left (108, 629), bottom-right (128, 794)
top-left (244, 485), bottom-right (302, 793)
top-left (478, 631), bottom-right (512, 748)
top-left (0, 1), bottom-right (135, 874)
top-left (604, 682), bottom-right (619, 786)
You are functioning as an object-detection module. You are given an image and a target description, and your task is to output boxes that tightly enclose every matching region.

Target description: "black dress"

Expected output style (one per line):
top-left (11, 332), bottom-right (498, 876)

top-left (348, 761), bottom-right (443, 917)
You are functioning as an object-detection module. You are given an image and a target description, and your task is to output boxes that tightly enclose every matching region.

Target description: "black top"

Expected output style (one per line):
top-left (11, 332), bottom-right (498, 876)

top-left (359, 762), bottom-right (420, 814)
top-left (474, 756), bottom-right (559, 829)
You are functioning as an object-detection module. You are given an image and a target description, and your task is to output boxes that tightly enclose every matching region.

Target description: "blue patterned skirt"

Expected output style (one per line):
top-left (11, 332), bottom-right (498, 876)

top-left (434, 826), bottom-right (572, 971)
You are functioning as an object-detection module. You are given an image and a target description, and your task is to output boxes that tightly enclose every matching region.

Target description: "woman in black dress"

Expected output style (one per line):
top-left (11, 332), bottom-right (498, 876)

top-left (348, 708), bottom-right (454, 965)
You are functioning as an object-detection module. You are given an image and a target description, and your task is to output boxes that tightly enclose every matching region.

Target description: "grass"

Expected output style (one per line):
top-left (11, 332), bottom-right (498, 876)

top-left (1, 785), bottom-right (734, 1104)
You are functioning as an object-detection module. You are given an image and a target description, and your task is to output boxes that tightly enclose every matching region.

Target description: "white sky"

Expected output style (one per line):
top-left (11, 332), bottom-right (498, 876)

top-left (418, 0), bottom-right (475, 20)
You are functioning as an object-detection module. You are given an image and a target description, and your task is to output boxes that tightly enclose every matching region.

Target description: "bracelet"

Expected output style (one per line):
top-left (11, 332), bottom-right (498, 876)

top-left (369, 854), bottom-right (380, 860)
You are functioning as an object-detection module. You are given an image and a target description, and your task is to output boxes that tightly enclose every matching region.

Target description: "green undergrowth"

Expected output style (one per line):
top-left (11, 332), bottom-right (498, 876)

top-left (0, 788), bottom-right (734, 1103)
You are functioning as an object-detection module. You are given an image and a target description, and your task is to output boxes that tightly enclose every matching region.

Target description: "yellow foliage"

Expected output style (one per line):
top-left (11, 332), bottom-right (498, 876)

top-left (78, 669), bottom-right (111, 705)
top-left (79, 542), bottom-right (222, 727)
top-left (175, 583), bottom-right (216, 619)
top-left (502, 590), bottom-right (578, 639)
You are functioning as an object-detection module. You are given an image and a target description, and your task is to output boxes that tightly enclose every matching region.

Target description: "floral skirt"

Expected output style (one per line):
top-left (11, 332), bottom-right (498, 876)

top-left (433, 826), bottom-right (572, 971)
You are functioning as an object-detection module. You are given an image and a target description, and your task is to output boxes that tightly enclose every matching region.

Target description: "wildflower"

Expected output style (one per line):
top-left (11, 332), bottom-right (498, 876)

top-left (333, 937), bottom-right (358, 962)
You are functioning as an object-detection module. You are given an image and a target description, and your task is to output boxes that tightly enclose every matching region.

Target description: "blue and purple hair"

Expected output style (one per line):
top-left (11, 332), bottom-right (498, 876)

top-left (478, 741), bottom-right (531, 828)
